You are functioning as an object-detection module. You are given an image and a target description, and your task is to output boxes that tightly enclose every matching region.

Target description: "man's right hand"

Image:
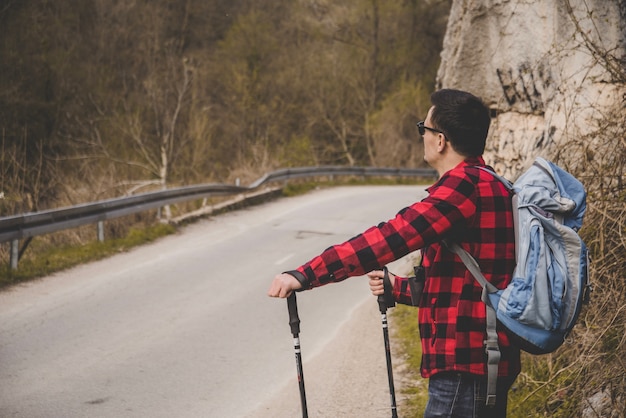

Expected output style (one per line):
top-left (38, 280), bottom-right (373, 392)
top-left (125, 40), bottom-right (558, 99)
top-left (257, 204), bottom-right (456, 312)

top-left (367, 270), bottom-right (395, 296)
top-left (267, 273), bottom-right (302, 298)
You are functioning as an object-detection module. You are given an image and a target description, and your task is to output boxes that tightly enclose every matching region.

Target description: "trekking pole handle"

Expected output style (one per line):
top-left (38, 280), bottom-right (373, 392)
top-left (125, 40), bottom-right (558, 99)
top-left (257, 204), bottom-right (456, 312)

top-left (378, 267), bottom-right (395, 313)
top-left (287, 293), bottom-right (301, 337)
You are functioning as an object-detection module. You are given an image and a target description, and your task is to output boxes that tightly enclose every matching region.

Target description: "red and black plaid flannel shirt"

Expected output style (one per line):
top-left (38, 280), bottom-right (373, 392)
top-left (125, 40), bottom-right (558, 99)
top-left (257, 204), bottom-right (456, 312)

top-left (289, 157), bottom-right (521, 378)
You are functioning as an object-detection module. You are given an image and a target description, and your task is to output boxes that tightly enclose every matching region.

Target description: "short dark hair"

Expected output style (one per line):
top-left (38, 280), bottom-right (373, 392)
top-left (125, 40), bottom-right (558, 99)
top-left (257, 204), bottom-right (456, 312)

top-left (429, 89), bottom-right (491, 157)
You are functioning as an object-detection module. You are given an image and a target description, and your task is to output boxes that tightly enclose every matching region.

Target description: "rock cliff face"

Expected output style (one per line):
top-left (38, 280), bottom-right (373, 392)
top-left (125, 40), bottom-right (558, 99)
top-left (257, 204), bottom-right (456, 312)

top-left (436, 0), bottom-right (625, 178)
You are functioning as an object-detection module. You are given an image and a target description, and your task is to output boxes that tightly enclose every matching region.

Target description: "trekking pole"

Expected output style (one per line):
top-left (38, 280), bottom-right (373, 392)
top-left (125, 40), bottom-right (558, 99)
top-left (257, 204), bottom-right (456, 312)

top-left (287, 293), bottom-right (308, 418)
top-left (378, 267), bottom-right (398, 418)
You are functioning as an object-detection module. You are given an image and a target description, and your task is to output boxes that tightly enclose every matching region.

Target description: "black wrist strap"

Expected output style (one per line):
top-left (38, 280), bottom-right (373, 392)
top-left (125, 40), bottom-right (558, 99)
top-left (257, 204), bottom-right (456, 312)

top-left (382, 267), bottom-right (396, 309)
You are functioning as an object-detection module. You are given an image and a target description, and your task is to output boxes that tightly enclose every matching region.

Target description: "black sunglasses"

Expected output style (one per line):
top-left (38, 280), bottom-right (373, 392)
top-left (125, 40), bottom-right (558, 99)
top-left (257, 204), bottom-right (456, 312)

top-left (416, 121), bottom-right (445, 136)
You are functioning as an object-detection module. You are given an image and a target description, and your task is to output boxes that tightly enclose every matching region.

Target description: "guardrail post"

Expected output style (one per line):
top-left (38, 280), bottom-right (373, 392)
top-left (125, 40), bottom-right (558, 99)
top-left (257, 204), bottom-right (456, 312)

top-left (10, 239), bottom-right (18, 270)
top-left (97, 221), bottom-right (105, 242)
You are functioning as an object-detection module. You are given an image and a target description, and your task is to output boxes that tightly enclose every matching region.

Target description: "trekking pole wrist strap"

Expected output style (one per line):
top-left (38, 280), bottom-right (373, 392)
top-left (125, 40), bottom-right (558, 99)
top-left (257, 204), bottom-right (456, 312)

top-left (383, 267), bottom-right (396, 309)
top-left (378, 267), bottom-right (396, 312)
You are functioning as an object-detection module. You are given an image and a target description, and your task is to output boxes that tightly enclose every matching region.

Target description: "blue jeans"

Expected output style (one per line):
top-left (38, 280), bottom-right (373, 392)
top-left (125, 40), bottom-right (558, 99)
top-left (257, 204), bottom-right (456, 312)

top-left (424, 372), bottom-right (516, 418)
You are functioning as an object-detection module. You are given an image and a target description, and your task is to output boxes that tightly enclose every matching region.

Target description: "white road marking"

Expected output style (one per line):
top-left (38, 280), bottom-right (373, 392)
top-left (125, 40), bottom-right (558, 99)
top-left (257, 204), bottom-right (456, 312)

top-left (275, 253), bottom-right (295, 265)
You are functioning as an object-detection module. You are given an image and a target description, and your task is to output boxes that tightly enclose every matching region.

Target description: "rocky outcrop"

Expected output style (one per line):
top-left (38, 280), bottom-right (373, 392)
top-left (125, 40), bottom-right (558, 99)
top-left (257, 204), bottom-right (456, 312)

top-left (435, 2), bottom-right (626, 416)
top-left (436, 0), bottom-right (625, 178)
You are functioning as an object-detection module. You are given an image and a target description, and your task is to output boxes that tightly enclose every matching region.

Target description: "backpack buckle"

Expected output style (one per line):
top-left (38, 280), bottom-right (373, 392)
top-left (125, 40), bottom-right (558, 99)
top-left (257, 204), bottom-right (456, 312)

top-left (484, 339), bottom-right (499, 351)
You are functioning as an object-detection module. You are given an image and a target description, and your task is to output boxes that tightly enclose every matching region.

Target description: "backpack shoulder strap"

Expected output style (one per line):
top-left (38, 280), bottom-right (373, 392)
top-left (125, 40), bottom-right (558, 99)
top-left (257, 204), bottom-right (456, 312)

top-left (475, 166), bottom-right (514, 190)
top-left (444, 242), bottom-right (501, 407)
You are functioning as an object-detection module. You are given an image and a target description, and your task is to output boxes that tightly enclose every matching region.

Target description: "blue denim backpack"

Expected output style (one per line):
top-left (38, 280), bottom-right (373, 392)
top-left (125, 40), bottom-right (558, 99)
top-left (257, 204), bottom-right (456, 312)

top-left (447, 157), bottom-right (590, 406)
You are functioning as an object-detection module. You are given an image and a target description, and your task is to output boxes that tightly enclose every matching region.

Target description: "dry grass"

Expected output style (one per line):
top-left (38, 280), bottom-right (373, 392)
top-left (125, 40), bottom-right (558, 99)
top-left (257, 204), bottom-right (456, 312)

top-left (507, 94), bottom-right (626, 417)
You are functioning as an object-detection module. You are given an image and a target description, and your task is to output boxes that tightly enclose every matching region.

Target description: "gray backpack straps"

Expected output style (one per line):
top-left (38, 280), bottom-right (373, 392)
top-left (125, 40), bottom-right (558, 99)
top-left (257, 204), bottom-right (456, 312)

top-left (445, 241), bottom-right (500, 407)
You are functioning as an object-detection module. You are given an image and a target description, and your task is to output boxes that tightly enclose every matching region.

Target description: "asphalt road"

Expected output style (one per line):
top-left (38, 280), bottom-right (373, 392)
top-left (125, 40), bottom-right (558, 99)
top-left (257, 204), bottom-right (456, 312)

top-left (0, 185), bottom-right (427, 417)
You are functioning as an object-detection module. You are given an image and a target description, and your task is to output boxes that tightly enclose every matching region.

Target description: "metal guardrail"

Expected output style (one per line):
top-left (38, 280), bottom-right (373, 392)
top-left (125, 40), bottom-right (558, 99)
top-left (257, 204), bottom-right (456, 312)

top-left (0, 166), bottom-right (436, 268)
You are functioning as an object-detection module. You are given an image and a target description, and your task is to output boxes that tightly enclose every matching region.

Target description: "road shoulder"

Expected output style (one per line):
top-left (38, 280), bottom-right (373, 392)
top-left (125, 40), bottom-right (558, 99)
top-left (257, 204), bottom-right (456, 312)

top-left (243, 296), bottom-right (413, 418)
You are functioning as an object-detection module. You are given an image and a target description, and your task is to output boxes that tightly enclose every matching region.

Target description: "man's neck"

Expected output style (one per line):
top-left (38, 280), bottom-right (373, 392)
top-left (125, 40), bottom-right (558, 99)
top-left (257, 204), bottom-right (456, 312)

top-left (433, 154), bottom-right (466, 177)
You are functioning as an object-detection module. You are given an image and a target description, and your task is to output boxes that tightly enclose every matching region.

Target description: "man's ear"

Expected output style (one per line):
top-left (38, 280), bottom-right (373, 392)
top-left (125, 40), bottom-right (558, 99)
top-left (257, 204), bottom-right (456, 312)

top-left (437, 134), bottom-right (447, 152)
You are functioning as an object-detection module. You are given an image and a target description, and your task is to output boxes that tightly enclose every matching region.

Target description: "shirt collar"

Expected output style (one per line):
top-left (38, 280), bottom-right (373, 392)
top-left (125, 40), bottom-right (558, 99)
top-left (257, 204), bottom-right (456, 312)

top-left (457, 156), bottom-right (485, 168)
top-left (426, 156), bottom-right (486, 192)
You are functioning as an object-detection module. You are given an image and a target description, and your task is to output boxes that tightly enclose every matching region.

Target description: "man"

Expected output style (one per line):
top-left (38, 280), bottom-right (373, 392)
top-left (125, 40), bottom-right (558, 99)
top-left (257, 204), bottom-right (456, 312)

top-left (268, 89), bottom-right (520, 417)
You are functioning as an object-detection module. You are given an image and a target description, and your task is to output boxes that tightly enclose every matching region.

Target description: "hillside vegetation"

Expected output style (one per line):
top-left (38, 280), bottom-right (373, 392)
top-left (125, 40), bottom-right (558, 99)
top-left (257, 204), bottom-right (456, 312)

top-left (0, 0), bottom-right (450, 217)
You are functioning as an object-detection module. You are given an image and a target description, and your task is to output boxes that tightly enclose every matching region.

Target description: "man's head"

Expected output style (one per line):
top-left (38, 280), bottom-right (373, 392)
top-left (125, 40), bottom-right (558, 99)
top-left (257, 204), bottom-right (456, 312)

top-left (426, 89), bottom-right (491, 158)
